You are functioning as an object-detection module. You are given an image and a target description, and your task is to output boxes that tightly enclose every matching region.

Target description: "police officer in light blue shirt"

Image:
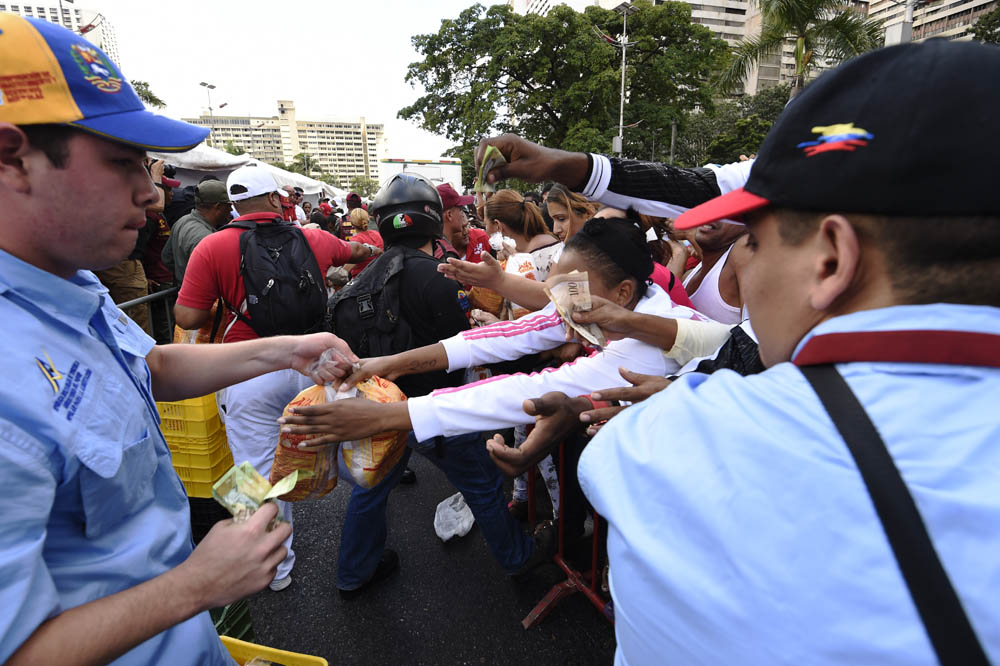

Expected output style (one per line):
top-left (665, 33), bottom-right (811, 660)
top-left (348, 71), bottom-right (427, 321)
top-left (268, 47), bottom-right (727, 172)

top-left (575, 42), bottom-right (1000, 665)
top-left (0, 15), bottom-right (358, 665)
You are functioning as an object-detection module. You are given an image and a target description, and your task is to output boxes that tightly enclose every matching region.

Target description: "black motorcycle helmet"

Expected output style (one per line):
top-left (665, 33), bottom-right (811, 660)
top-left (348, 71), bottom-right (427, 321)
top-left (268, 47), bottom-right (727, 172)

top-left (371, 172), bottom-right (444, 245)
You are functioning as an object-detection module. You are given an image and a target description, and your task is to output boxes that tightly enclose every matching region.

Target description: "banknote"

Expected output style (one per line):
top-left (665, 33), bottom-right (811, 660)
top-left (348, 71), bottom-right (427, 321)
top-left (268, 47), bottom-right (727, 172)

top-left (212, 462), bottom-right (298, 529)
top-left (474, 145), bottom-right (507, 193)
top-left (544, 271), bottom-right (606, 348)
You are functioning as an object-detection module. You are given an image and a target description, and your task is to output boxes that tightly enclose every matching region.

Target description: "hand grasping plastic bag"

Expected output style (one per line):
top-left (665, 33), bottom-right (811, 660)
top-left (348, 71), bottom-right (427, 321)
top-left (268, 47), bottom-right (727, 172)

top-left (268, 348), bottom-right (357, 501)
top-left (270, 348), bottom-right (411, 497)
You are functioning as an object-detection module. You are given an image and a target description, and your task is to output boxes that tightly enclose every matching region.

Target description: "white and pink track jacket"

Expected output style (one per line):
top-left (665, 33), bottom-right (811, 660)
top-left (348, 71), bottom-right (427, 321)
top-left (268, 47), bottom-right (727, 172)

top-left (407, 283), bottom-right (705, 442)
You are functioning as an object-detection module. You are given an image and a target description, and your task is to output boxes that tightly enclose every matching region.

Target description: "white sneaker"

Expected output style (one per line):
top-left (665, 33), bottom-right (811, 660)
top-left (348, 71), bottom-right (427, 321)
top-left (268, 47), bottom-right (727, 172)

top-left (268, 575), bottom-right (292, 592)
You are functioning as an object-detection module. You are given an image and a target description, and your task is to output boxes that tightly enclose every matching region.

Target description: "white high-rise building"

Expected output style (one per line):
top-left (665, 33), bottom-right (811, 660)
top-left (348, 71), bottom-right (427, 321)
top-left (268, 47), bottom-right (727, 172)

top-left (0, 3), bottom-right (120, 64)
top-left (183, 101), bottom-right (386, 183)
top-left (510, 0), bottom-right (749, 44)
top-left (740, 1), bottom-right (869, 94)
top-left (870, 0), bottom-right (996, 42)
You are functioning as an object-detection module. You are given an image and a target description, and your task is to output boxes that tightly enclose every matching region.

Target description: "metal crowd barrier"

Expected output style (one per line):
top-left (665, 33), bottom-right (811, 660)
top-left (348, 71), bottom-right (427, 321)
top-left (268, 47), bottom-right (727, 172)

top-left (522, 439), bottom-right (614, 629)
top-left (119, 285), bottom-right (179, 340)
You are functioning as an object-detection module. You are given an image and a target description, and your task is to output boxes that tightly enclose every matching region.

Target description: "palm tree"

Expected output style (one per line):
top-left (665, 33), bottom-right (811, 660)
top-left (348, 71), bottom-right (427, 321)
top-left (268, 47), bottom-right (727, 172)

top-left (717, 0), bottom-right (884, 98)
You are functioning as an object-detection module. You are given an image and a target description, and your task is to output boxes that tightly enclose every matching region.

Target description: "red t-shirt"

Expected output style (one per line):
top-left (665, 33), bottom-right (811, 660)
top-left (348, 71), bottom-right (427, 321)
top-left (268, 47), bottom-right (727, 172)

top-left (650, 262), bottom-right (695, 310)
top-left (348, 229), bottom-right (384, 277)
top-left (464, 228), bottom-right (491, 263)
top-left (176, 212), bottom-right (352, 342)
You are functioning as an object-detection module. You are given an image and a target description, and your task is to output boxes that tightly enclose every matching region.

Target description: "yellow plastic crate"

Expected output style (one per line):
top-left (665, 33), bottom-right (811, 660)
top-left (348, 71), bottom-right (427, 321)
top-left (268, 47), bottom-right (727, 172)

top-left (157, 394), bottom-right (221, 421)
top-left (167, 430), bottom-right (231, 468)
top-left (221, 635), bottom-right (328, 666)
top-left (160, 414), bottom-right (222, 440)
top-left (174, 450), bottom-right (234, 483)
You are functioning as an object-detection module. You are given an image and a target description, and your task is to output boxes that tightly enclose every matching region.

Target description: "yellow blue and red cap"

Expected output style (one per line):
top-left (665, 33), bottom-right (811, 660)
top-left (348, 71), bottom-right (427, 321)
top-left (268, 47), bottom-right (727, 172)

top-left (0, 14), bottom-right (208, 152)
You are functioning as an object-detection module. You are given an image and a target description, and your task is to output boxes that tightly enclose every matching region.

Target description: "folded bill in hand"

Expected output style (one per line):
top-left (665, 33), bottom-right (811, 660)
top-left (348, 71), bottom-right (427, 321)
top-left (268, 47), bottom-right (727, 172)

top-left (474, 145), bottom-right (507, 193)
top-left (212, 462), bottom-right (298, 529)
top-left (544, 271), bottom-right (606, 349)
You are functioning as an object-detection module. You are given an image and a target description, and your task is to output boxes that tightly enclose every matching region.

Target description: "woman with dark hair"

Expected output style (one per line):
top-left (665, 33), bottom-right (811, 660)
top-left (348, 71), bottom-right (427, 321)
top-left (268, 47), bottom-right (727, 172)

top-left (278, 217), bottom-right (704, 449)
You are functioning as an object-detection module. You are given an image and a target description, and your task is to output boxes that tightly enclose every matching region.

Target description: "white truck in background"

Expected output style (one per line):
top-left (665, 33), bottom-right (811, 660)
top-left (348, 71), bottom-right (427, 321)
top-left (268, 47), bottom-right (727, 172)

top-left (378, 158), bottom-right (465, 193)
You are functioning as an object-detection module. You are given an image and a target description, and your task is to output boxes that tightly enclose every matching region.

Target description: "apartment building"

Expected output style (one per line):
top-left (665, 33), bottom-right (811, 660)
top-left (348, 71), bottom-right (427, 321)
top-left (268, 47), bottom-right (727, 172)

top-left (510, 0), bottom-right (750, 44)
top-left (870, 0), bottom-right (996, 41)
top-left (184, 100), bottom-right (386, 182)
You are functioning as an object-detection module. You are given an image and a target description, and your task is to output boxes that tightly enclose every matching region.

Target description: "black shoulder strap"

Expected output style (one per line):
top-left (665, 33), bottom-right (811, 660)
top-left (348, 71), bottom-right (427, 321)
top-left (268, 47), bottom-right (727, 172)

top-left (800, 364), bottom-right (989, 666)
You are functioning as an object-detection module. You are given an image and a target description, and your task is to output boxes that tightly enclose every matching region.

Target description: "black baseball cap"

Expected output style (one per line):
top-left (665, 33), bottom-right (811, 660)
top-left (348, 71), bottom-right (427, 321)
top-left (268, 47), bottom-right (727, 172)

top-left (676, 40), bottom-right (1000, 230)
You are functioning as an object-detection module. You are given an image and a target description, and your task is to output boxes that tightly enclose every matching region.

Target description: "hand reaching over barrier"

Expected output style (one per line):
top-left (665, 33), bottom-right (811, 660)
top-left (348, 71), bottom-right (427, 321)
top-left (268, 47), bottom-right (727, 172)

top-left (486, 392), bottom-right (593, 477)
top-left (583, 368), bottom-right (672, 437)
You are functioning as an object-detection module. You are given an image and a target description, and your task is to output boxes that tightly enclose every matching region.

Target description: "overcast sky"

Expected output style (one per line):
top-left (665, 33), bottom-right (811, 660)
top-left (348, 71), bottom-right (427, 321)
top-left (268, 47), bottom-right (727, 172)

top-left (86, 0), bottom-right (504, 157)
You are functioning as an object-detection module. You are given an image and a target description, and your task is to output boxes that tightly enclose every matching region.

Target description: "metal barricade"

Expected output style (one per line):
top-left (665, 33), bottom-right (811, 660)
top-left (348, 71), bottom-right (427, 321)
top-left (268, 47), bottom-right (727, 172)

top-left (119, 285), bottom-right (179, 341)
top-left (522, 439), bottom-right (614, 629)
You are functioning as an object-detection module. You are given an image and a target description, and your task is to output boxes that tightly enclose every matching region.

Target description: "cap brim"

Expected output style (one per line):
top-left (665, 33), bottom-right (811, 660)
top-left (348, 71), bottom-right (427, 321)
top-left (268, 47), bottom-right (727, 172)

top-left (454, 195), bottom-right (475, 206)
top-left (674, 188), bottom-right (771, 230)
top-left (70, 108), bottom-right (210, 152)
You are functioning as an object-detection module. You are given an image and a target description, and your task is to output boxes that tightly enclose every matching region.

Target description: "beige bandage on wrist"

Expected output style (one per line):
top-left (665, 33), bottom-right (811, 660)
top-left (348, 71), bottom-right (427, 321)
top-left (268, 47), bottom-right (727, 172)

top-left (664, 319), bottom-right (734, 366)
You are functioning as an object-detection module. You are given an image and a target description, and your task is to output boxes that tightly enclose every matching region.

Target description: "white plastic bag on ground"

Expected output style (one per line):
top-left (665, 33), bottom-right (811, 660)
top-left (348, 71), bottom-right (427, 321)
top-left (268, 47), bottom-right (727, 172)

top-left (434, 492), bottom-right (475, 541)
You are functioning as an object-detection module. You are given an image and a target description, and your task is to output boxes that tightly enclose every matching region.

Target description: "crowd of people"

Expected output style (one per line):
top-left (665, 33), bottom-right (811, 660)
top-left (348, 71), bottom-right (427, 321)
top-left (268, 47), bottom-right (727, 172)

top-left (1, 12), bottom-right (997, 666)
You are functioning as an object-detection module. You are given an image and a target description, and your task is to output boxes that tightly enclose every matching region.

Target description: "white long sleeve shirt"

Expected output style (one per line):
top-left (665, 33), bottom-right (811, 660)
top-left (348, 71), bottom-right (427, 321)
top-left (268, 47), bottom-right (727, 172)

top-left (407, 284), bottom-right (703, 441)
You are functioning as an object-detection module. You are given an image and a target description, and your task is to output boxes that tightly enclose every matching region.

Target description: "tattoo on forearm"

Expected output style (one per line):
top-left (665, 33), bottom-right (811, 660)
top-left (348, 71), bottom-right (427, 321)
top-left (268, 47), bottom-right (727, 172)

top-left (406, 359), bottom-right (438, 372)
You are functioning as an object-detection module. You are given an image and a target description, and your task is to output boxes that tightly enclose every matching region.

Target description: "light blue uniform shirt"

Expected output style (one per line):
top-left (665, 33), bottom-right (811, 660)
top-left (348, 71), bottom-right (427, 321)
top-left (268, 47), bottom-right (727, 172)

top-left (579, 304), bottom-right (1000, 665)
top-left (0, 250), bottom-right (232, 664)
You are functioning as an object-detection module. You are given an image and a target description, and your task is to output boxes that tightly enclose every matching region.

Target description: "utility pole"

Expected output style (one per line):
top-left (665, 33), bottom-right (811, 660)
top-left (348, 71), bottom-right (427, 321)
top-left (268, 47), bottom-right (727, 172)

top-left (669, 120), bottom-right (677, 166)
top-left (199, 82), bottom-right (216, 146)
top-left (885, 0), bottom-right (915, 45)
top-left (612, 2), bottom-right (639, 156)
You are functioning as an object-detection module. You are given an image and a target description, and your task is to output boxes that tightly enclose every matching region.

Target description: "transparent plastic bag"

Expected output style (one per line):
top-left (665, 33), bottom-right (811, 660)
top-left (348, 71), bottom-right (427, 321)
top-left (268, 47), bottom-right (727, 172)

top-left (434, 492), bottom-right (475, 541)
top-left (338, 377), bottom-right (409, 489)
top-left (271, 384), bottom-right (340, 501)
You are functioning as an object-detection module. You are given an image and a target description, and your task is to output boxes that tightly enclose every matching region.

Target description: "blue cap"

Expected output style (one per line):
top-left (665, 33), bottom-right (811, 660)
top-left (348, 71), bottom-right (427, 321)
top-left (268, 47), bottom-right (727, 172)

top-left (0, 15), bottom-right (209, 152)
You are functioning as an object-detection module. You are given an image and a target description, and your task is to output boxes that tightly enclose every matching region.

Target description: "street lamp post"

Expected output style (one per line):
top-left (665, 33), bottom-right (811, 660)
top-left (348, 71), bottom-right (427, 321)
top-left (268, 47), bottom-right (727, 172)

top-left (613, 2), bottom-right (639, 156)
top-left (199, 81), bottom-right (216, 146)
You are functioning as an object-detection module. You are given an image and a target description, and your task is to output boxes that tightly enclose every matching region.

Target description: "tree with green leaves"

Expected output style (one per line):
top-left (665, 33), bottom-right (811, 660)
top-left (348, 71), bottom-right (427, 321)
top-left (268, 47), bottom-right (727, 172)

top-left (223, 140), bottom-right (244, 156)
top-left (674, 84), bottom-right (790, 167)
top-left (970, 5), bottom-right (1000, 44)
top-left (318, 173), bottom-right (342, 188)
top-left (348, 175), bottom-right (379, 198)
top-left (130, 80), bottom-right (165, 108)
top-left (400, 1), bottom-right (729, 159)
top-left (287, 152), bottom-right (323, 177)
top-left (717, 0), bottom-right (883, 98)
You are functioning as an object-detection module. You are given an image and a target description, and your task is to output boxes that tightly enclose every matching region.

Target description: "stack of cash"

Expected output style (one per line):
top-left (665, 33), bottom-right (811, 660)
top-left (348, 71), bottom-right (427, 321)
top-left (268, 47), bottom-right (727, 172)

top-left (544, 271), bottom-right (606, 348)
top-left (474, 145), bottom-right (507, 193)
top-left (212, 462), bottom-right (298, 530)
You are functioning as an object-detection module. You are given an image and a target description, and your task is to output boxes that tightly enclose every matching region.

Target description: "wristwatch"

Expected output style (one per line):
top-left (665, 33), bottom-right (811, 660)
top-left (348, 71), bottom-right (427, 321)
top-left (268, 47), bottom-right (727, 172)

top-left (362, 243), bottom-right (378, 257)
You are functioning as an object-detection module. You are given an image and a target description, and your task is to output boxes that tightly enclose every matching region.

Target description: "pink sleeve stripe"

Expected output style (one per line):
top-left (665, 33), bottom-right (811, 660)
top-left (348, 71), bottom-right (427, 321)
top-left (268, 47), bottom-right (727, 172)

top-left (430, 356), bottom-right (586, 396)
top-left (461, 312), bottom-right (562, 341)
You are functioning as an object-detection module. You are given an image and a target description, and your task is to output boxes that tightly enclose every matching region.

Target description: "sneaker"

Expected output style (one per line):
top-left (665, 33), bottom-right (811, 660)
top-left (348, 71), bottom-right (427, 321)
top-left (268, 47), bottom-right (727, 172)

top-left (511, 520), bottom-right (556, 579)
top-left (338, 549), bottom-right (400, 600)
top-left (268, 574), bottom-right (292, 592)
top-left (507, 499), bottom-right (530, 522)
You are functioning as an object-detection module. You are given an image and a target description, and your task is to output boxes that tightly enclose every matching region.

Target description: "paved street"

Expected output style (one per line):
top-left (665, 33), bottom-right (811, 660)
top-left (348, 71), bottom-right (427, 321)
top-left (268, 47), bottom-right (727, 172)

top-left (242, 452), bottom-right (617, 665)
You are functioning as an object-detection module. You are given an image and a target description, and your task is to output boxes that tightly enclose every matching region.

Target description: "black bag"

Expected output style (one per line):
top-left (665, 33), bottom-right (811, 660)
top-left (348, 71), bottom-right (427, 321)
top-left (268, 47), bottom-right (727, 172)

top-left (327, 245), bottom-right (431, 357)
top-left (220, 218), bottom-right (328, 338)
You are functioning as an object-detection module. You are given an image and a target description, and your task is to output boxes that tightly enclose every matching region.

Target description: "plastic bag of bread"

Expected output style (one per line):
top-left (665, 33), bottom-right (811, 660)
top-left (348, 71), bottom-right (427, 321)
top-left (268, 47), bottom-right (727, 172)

top-left (468, 286), bottom-right (505, 319)
top-left (504, 252), bottom-right (539, 319)
top-left (173, 301), bottom-right (221, 344)
top-left (338, 377), bottom-right (410, 489)
top-left (270, 384), bottom-right (340, 501)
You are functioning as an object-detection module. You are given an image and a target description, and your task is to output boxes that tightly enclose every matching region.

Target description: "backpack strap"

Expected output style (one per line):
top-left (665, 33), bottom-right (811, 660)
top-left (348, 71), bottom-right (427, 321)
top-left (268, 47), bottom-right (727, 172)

top-left (800, 364), bottom-right (989, 666)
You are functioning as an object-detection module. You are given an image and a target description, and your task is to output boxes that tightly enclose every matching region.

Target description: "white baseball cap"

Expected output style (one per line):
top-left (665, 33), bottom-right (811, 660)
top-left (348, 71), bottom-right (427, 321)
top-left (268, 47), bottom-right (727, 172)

top-left (227, 166), bottom-right (284, 202)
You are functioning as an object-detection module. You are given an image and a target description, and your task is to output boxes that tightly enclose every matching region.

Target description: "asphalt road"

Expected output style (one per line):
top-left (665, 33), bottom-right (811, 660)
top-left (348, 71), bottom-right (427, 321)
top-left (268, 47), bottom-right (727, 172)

top-left (241, 452), bottom-right (617, 665)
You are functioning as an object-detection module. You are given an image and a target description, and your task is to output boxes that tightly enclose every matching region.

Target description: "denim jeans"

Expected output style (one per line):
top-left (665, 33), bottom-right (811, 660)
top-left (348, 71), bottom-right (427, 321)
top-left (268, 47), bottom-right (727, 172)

top-left (337, 431), bottom-right (535, 590)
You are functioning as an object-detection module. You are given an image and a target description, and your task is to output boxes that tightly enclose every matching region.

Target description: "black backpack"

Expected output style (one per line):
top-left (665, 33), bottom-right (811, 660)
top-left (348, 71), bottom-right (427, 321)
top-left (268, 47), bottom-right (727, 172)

top-left (220, 218), bottom-right (328, 337)
top-left (327, 245), bottom-right (432, 357)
